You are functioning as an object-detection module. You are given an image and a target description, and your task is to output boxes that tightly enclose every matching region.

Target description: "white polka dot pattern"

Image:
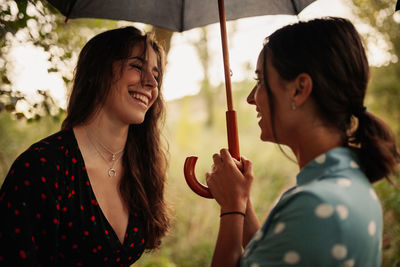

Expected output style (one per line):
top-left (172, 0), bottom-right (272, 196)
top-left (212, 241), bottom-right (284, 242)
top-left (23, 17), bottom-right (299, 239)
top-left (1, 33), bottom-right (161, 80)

top-left (368, 221), bottom-right (376, 236)
top-left (315, 154), bottom-right (326, 164)
top-left (337, 178), bottom-right (352, 187)
top-left (336, 205), bottom-right (349, 220)
top-left (331, 244), bottom-right (347, 260)
top-left (343, 259), bottom-right (355, 267)
top-left (350, 161), bottom-right (359, 168)
top-left (369, 188), bottom-right (378, 200)
top-left (274, 222), bottom-right (285, 234)
top-left (253, 230), bottom-right (263, 241)
top-left (315, 203), bottom-right (334, 218)
top-left (238, 148), bottom-right (383, 266)
top-left (283, 251), bottom-right (300, 264)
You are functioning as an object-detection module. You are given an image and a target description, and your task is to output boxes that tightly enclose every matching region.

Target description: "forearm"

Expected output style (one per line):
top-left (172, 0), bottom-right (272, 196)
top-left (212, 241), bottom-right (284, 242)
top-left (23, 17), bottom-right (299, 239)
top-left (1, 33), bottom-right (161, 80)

top-left (243, 200), bottom-right (261, 247)
top-left (211, 214), bottom-right (245, 267)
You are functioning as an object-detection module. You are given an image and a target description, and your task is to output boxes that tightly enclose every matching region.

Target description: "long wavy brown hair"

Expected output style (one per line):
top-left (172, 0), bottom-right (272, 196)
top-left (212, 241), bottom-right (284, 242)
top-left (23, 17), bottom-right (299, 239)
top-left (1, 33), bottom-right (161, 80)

top-left (61, 26), bottom-right (170, 249)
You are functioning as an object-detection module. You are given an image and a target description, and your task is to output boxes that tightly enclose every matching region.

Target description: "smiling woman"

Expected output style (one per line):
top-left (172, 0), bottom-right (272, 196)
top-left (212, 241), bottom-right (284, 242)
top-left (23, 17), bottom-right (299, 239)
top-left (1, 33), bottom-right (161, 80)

top-left (0, 26), bottom-right (171, 266)
top-left (205, 17), bottom-right (400, 267)
top-left (106, 41), bottom-right (160, 125)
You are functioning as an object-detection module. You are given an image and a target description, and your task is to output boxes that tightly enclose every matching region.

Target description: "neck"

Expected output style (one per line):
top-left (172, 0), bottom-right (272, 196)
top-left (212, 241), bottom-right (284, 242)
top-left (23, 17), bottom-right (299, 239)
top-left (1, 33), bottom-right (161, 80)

top-left (83, 115), bottom-right (129, 153)
top-left (289, 125), bottom-right (343, 169)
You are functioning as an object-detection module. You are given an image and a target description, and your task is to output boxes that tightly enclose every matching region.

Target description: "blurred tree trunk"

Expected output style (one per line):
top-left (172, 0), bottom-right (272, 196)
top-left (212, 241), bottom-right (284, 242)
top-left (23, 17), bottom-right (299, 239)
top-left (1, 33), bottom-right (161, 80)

top-left (192, 27), bottom-right (215, 127)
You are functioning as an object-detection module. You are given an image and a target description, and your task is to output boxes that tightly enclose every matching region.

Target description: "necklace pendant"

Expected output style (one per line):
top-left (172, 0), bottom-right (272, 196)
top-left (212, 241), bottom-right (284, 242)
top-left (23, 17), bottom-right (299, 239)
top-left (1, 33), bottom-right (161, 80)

top-left (112, 154), bottom-right (116, 161)
top-left (108, 168), bottom-right (116, 177)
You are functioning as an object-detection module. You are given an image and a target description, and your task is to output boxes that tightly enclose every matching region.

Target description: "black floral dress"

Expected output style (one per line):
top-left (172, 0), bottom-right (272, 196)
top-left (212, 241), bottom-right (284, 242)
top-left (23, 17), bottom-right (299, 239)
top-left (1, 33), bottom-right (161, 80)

top-left (0, 130), bottom-right (146, 266)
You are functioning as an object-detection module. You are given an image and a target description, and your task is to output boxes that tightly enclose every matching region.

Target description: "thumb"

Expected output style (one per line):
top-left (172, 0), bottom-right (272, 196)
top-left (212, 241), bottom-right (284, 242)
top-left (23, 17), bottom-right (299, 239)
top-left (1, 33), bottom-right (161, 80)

top-left (241, 156), bottom-right (253, 177)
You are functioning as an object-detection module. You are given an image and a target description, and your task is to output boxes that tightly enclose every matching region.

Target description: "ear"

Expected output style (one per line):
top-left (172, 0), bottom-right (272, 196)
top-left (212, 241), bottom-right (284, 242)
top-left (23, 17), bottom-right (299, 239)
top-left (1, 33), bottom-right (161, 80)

top-left (290, 73), bottom-right (313, 108)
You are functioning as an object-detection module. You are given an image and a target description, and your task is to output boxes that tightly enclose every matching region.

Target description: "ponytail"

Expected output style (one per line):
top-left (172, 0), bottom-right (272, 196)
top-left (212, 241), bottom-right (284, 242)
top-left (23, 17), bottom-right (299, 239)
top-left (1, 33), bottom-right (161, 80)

top-left (352, 111), bottom-right (400, 183)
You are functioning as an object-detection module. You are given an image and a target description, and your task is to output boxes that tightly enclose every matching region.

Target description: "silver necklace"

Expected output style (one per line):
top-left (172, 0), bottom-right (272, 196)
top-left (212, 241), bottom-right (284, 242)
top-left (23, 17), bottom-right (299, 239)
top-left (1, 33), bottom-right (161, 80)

top-left (84, 127), bottom-right (125, 177)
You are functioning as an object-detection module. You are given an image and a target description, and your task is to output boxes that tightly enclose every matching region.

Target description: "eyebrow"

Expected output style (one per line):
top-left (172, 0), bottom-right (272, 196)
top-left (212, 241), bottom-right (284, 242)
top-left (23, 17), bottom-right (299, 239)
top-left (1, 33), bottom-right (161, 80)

top-left (127, 56), bottom-right (144, 62)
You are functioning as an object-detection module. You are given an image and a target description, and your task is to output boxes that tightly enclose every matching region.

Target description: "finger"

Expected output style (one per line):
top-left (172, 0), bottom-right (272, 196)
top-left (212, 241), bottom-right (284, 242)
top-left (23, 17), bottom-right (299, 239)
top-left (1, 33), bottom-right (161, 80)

top-left (233, 158), bottom-right (244, 171)
top-left (211, 164), bottom-right (217, 172)
top-left (212, 153), bottom-right (222, 164)
top-left (220, 149), bottom-right (234, 164)
top-left (205, 172), bottom-right (212, 183)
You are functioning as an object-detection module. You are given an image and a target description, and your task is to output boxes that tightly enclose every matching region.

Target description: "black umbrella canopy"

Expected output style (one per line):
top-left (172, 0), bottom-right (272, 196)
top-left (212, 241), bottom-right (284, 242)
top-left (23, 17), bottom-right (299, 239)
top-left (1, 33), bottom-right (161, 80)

top-left (47, 0), bottom-right (316, 32)
top-left (396, 0), bottom-right (400, 11)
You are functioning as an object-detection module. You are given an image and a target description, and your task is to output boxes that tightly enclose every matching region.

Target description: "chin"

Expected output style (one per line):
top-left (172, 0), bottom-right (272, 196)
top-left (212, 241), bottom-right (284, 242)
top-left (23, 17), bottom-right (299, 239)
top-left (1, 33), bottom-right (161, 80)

top-left (131, 118), bottom-right (146, 125)
top-left (126, 114), bottom-right (146, 125)
top-left (260, 131), bottom-right (273, 142)
top-left (260, 132), bottom-right (267, 141)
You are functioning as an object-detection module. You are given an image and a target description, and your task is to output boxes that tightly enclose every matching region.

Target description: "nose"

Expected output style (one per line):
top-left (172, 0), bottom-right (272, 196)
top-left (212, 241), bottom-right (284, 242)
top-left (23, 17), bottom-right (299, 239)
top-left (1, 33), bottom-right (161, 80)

top-left (247, 87), bottom-right (256, 105)
top-left (142, 68), bottom-right (158, 89)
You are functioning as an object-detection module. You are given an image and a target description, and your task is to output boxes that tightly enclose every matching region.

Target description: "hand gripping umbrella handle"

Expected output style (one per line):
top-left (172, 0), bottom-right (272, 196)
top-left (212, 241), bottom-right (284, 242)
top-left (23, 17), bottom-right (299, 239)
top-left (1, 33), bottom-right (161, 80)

top-left (184, 111), bottom-right (240, 199)
top-left (184, 0), bottom-right (240, 198)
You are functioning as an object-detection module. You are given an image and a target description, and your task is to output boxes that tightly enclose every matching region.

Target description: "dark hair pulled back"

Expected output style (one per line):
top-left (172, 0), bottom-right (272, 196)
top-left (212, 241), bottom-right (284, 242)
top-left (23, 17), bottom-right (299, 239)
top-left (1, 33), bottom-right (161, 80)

top-left (264, 17), bottom-right (400, 183)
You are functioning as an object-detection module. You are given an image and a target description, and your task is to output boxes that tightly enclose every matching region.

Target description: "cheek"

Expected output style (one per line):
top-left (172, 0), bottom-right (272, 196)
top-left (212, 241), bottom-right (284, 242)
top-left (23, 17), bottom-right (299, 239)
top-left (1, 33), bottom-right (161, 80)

top-left (151, 89), bottom-right (159, 105)
top-left (255, 91), bottom-right (270, 115)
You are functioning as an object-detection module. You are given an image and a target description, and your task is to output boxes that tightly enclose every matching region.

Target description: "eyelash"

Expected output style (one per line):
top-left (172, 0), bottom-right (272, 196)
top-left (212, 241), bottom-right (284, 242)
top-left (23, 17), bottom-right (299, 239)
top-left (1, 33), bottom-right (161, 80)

top-left (129, 63), bottom-right (159, 81)
top-left (130, 63), bottom-right (142, 70)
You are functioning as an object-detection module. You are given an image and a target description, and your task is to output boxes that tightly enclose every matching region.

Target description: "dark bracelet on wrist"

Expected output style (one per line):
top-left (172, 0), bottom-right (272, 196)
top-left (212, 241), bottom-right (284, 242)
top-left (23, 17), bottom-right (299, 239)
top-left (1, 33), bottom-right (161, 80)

top-left (220, 211), bottom-right (246, 217)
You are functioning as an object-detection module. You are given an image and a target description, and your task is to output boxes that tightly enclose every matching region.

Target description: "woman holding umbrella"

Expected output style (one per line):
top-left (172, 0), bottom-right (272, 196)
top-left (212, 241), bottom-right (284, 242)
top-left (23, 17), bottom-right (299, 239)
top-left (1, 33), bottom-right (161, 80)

top-left (206, 17), bottom-right (399, 266)
top-left (0, 26), bottom-right (170, 265)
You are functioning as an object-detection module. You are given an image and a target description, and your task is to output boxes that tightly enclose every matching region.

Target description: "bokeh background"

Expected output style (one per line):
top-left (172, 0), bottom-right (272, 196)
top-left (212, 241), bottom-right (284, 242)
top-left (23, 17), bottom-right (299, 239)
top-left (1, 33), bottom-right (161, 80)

top-left (1, 0), bottom-right (399, 266)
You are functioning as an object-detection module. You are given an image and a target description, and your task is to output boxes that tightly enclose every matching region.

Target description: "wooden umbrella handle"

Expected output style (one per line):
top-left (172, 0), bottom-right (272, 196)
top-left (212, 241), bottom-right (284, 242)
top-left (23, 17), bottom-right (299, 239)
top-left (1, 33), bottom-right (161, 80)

top-left (183, 0), bottom-right (240, 198)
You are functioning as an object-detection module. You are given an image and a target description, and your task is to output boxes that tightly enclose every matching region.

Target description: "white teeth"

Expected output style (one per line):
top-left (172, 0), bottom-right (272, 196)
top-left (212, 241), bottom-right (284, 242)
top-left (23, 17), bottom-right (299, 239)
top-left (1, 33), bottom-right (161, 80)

top-left (130, 92), bottom-right (149, 106)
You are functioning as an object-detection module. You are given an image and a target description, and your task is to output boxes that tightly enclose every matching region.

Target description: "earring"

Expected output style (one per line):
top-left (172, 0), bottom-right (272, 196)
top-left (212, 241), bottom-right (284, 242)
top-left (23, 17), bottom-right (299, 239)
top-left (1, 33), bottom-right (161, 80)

top-left (291, 101), bottom-right (297, 110)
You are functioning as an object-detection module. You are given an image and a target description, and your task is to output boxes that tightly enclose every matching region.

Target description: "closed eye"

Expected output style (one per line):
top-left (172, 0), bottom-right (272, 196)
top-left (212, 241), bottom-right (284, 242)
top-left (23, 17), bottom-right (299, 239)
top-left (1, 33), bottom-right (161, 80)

top-left (254, 77), bottom-right (261, 84)
top-left (130, 63), bottom-right (142, 70)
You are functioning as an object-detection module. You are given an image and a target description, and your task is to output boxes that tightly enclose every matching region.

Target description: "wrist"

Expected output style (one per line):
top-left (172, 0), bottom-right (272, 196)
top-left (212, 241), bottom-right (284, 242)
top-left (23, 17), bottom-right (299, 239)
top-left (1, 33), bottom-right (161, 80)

top-left (220, 211), bottom-right (246, 218)
top-left (220, 202), bottom-right (247, 215)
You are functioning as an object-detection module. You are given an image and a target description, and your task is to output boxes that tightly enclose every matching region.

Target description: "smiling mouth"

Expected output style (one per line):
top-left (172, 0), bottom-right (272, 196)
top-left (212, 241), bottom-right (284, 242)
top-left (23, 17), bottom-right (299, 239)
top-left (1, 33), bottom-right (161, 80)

top-left (256, 109), bottom-right (261, 118)
top-left (129, 91), bottom-right (150, 107)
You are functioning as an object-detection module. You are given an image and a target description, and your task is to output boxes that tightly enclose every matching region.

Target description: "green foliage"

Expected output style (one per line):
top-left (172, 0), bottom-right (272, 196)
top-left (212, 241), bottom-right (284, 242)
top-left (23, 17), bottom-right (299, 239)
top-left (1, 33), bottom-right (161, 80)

top-left (1, 0), bottom-right (399, 265)
top-left (0, 0), bottom-right (119, 119)
top-left (350, 1), bottom-right (400, 265)
top-left (0, 111), bottom-right (64, 183)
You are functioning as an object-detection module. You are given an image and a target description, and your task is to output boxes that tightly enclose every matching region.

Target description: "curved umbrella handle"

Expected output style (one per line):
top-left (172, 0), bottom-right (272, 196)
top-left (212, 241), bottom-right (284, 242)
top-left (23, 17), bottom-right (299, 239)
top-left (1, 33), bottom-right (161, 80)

top-left (184, 111), bottom-right (240, 199)
top-left (184, 156), bottom-right (213, 199)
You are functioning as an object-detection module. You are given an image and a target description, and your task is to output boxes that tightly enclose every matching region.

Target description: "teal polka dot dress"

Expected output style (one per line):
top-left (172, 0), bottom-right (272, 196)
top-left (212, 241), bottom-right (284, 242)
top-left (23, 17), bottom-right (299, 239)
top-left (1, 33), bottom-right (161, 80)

top-left (241, 147), bottom-right (382, 267)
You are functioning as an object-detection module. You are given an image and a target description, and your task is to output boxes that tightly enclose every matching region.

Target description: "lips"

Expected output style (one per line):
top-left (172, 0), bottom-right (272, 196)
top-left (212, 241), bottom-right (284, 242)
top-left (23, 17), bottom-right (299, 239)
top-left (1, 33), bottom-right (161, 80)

top-left (256, 108), bottom-right (262, 118)
top-left (128, 91), bottom-right (150, 107)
